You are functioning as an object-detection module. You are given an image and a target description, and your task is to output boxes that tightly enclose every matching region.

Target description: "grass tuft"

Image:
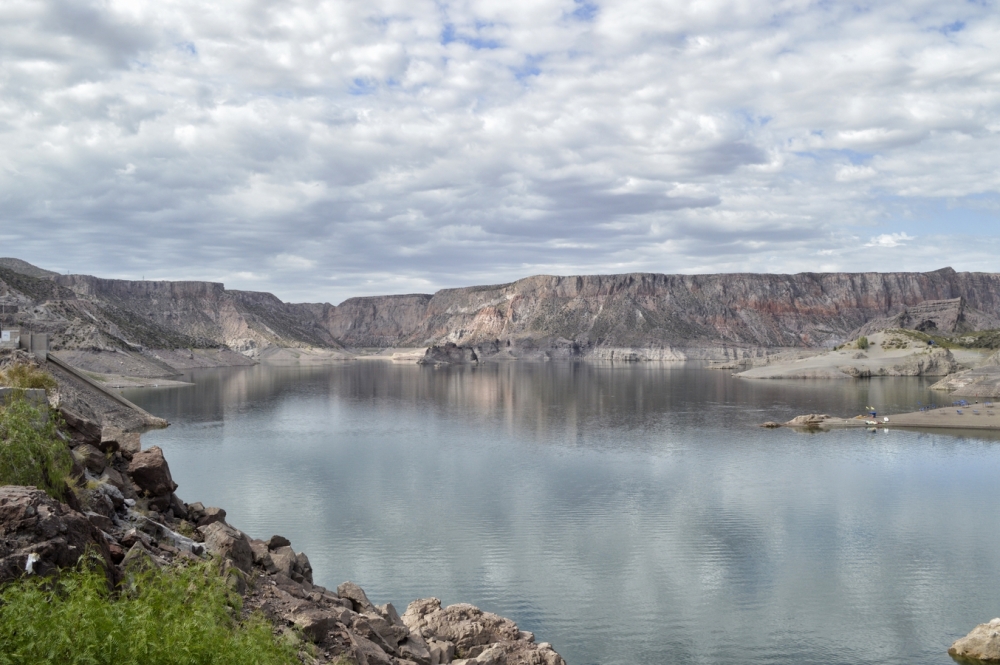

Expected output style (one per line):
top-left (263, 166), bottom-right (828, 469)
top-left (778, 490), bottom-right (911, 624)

top-left (0, 393), bottom-right (72, 500)
top-left (0, 558), bottom-right (297, 665)
top-left (0, 363), bottom-right (58, 392)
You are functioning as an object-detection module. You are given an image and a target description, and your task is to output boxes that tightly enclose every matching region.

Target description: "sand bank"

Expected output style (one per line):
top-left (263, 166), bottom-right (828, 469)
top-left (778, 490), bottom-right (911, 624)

top-left (778, 405), bottom-right (1000, 431)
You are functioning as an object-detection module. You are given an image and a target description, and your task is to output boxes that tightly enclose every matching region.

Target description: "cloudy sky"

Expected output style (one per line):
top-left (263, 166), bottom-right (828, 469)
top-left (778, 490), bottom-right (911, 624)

top-left (2, 0), bottom-right (999, 303)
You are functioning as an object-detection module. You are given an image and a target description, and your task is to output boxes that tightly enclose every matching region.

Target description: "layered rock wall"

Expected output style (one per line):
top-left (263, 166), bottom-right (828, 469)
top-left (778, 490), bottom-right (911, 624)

top-left (323, 267), bottom-right (1000, 355)
top-left (8, 258), bottom-right (1000, 360)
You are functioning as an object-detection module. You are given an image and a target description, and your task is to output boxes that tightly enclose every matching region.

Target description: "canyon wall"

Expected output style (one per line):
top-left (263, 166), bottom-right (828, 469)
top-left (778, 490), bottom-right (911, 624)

top-left (5, 259), bottom-right (1000, 359)
top-left (322, 268), bottom-right (1000, 357)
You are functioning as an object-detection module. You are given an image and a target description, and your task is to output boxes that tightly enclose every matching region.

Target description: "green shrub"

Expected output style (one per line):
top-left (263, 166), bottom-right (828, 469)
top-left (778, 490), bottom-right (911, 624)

top-left (857, 336), bottom-right (869, 350)
top-left (0, 394), bottom-right (72, 500)
top-left (0, 363), bottom-right (58, 392)
top-left (0, 558), bottom-right (297, 665)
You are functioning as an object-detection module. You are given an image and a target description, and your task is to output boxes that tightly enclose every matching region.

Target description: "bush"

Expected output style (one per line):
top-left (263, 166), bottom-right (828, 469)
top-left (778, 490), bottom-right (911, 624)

top-left (857, 336), bottom-right (869, 350)
top-left (0, 393), bottom-right (72, 500)
top-left (0, 363), bottom-right (58, 392)
top-left (0, 558), bottom-right (297, 665)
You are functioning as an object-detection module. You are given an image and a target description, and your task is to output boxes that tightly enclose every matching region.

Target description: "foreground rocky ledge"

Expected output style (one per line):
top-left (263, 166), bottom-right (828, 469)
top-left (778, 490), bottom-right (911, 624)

top-left (950, 618), bottom-right (1000, 662)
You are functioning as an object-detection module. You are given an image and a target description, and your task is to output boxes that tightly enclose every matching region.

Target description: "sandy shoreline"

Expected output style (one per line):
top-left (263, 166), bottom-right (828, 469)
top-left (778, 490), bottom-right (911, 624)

top-left (782, 405), bottom-right (1000, 431)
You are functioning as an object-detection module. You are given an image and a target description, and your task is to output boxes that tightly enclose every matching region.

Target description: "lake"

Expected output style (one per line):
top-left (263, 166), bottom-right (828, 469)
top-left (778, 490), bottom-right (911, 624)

top-left (123, 361), bottom-right (1000, 665)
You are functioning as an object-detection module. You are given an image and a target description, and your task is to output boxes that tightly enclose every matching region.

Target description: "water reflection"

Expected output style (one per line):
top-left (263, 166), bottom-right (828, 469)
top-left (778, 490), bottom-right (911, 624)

top-left (125, 362), bottom-right (1000, 665)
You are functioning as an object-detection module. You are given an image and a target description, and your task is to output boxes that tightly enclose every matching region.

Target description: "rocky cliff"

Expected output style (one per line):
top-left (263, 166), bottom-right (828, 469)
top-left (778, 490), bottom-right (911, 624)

top-left (5, 258), bottom-right (1000, 361)
top-left (324, 268), bottom-right (1000, 360)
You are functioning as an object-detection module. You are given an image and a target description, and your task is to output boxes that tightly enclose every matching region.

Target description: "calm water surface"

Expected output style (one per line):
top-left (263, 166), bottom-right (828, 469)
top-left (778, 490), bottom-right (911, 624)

top-left (123, 362), bottom-right (1000, 665)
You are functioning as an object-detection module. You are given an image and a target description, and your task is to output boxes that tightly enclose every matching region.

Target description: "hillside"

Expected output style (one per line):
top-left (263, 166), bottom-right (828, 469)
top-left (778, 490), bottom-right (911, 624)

top-left (4, 259), bottom-right (1000, 362)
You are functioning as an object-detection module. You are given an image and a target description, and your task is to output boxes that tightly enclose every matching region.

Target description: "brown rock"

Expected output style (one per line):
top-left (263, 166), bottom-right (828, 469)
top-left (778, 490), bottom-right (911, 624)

top-left (338, 580), bottom-right (377, 614)
top-left (295, 551), bottom-right (313, 584)
top-left (84, 511), bottom-right (114, 532)
top-left (270, 546), bottom-right (297, 577)
top-left (267, 534), bottom-right (291, 550)
top-left (197, 522), bottom-right (253, 573)
top-left (72, 443), bottom-right (106, 475)
top-left (128, 446), bottom-right (178, 497)
top-left (402, 598), bottom-right (565, 665)
top-left (949, 617), bottom-right (1000, 661)
top-left (289, 608), bottom-right (338, 643)
top-left (249, 539), bottom-right (277, 572)
top-left (0, 485), bottom-right (114, 584)
top-left (107, 541), bottom-right (125, 564)
top-left (197, 506), bottom-right (226, 526)
top-left (60, 408), bottom-right (102, 446)
top-left (99, 467), bottom-right (129, 494)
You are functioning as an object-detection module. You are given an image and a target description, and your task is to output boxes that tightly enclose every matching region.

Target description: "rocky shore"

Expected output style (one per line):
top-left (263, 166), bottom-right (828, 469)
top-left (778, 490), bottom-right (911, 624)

top-left (0, 349), bottom-right (566, 665)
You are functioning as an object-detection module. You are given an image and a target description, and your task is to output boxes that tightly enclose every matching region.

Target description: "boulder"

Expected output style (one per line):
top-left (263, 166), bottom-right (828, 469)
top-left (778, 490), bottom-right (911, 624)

top-left (784, 414), bottom-right (830, 427)
top-left (402, 598), bottom-right (565, 665)
top-left (98, 467), bottom-right (130, 495)
top-left (270, 546), bottom-right (297, 577)
top-left (59, 408), bottom-right (102, 446)
top-left (249, 539), bottom-right (277, 572)
top-left (295, 551), bottom-right (313, 584)
top-left (338, 580), bottom-right (377, 614)
top-left (0, 485), bottom-right (113, 584)
top-left (197, 506), bottom-right (226, 527)
top-left (169, 493), bottom-right (188, 519)
top-left (128, 446), bottom-right (178, 497)
top-left (949, 617), bottom-right (1000, 661)
top-left (186, 501), bottom-right (206, 523)
top-left (267, 534), bottom-right (291, 550)
top-left (398, 633), bottom-right (432, 665)
top-left (84, 511), bottom-right (114, 533)
top-left (72, 443), bottom-right (107, 475)
top-left (100, 427), bottom-right (137, 454)
top-left (289, 607), bottom-right (339, 643)
top-left (197, 522), bottom-right (253, 573)
top-left (269, 545), bottom-right (312, 583)
top-left (362, 611), bottom-right (409, 647)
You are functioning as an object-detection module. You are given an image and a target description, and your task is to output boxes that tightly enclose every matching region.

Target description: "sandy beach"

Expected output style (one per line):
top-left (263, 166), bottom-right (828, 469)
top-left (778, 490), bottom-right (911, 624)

top-left (783, 404), bottom-right (1000, 431)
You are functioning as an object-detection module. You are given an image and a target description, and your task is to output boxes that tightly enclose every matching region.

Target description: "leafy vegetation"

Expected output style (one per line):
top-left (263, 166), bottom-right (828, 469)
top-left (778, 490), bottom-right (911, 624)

top-left (0, 363), bottom-right (58, 392)
top-left (857, 336), bottom-right (869, 350)
top-left (0, 393), bottom-right (72, 500)
top-left (0, 558), bottom-right (297, 665)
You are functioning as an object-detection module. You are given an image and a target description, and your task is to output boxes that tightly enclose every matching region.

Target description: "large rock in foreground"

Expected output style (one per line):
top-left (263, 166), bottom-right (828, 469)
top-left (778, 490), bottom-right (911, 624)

top-left (0, 486), bottom-right (113, 584)
top-left (950, 618), bottom-right (1000, 661)
top-left (402, 597), bottom-right (566, 665)
top-left (128, 446), bottom-right (178, 497)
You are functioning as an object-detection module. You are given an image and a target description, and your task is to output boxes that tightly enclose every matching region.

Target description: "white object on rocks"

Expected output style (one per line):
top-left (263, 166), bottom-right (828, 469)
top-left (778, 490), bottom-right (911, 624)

top-left (25, 552), bottom-right (40, 574)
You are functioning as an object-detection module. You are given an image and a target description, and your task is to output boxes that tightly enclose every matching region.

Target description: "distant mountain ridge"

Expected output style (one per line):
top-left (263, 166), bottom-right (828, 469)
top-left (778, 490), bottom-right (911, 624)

top-left (2, 258), bottom-right (1000, 360)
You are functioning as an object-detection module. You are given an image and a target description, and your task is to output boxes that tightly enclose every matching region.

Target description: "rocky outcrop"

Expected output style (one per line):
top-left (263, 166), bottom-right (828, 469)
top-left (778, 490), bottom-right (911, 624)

top-left (0, 486), bottom-right (114, 584)
top-left (402, 597), bottom-right (565, 665)
top-left (949, 617), bottom-right (1000, 661)
top-left (851, 297), bottom-right (1000, 338)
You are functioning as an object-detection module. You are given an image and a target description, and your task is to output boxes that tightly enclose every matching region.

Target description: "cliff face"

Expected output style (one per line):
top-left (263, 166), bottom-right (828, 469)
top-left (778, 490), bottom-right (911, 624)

top-left (324, 268), bottom-right (1000, 355)
top-left (5, 258), bottom-right (1000, 359)
top-left (0, 266), bottom-right (339, 353)
top-left (51, 274), bottom-right (342, 352)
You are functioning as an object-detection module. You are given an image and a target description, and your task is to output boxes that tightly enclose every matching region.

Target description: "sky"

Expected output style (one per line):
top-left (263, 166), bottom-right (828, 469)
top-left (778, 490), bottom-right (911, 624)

top-left (1, 0), bottom-right (999, 304)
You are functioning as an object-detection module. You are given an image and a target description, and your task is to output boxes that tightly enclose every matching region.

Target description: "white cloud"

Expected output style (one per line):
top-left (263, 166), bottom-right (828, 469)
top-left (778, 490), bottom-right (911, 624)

top-left (273, 253), bottom-right (316, 270)
top-left (0, 0), bottom-right (998, 302)
top-left (866, 233), bottom-right (915, 248)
